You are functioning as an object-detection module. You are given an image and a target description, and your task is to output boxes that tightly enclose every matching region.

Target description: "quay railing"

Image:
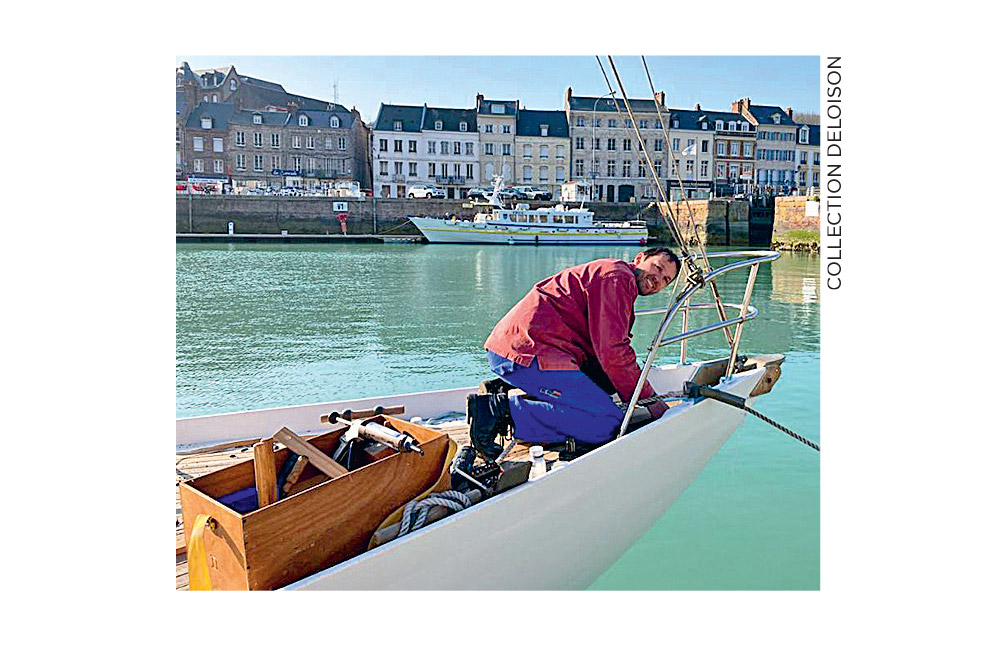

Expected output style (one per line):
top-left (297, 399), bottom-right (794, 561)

top-left (619, 249), bottom-right (780, 437)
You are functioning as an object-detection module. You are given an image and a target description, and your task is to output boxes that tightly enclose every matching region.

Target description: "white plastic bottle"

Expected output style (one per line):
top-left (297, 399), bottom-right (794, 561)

top-left (528, 446), bottom-right (547, 481)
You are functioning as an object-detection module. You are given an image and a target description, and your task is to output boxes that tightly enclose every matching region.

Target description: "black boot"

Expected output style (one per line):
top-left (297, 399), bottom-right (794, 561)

top-left (479, 376), bottom-right (515, 396)
top-left (466, 393), bottom-right (512, 460)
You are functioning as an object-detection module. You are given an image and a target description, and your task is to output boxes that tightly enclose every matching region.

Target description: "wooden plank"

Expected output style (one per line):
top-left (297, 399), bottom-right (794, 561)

top-left (319, 404), bottom-right (405, 424)
top-left (253, 441), bottom-right (278, 508)
top-left (280, 455), bottom-right (310, 496)
top-left (176, 430), bottom-right (331, 456)
top-left (283, 473), bottom-right (331, 497)
top-left (272, 427), bottom-right (349, 479)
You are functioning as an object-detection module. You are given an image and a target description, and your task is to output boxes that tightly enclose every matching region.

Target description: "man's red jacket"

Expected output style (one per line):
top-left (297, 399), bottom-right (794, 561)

top-left (484, 258), bottom-right (661, 411)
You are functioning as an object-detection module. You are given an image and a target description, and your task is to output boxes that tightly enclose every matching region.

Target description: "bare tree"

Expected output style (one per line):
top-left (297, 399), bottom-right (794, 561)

top-left (793, 111), bottom-right (820, 125)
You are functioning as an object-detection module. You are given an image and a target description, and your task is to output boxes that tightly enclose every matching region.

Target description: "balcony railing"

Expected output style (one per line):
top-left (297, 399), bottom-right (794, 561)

top-left (434, 176), bottom-right (467, 185)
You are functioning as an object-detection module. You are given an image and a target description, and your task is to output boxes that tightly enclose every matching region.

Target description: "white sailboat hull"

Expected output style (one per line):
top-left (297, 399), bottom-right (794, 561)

top-left (177, 359), bottom-right (770, 590)
top-left (409, 216), bottom-right (648, 245)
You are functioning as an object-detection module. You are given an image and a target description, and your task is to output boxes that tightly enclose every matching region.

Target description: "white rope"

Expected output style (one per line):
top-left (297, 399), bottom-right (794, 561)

top-left (397, 490), bottom-right (473, 537)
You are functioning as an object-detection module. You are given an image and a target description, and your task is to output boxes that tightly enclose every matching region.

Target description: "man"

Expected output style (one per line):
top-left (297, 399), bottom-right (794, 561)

top-left (467, 247), bottom-right (681, 458)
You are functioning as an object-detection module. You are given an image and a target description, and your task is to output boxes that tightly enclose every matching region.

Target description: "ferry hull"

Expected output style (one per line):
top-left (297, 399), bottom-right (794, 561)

top-left (177, 359), bottom-right (771, 590)
top-left (409, 216), bottom-right (648, 245)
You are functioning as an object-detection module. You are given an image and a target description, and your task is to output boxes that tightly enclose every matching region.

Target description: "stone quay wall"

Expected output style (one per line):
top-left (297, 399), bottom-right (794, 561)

top-left (176, 195), bottom-right (646, 236)
top-left (176, 195), bottom-right (777, 245)
top-left (773, 196), bottom-right (820, 234)
top-left (652, 199), bottom-right (753, 247)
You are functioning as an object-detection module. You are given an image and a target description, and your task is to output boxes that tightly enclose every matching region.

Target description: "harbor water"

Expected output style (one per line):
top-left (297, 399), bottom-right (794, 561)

top-left (176, 242), bottom-right (820, 590)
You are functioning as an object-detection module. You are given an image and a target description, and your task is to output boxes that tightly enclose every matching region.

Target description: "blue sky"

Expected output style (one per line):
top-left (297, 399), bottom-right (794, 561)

top-left (176, 56), bottom-right (819, 123)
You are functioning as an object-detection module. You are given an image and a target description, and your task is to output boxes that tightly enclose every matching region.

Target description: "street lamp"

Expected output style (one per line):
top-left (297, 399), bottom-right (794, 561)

top-left (592, 92), bottom-right (612, 202)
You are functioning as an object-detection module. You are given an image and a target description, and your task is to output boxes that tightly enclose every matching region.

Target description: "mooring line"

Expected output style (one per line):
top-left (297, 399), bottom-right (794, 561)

top-left (632, 386), bottom-right (820, 452)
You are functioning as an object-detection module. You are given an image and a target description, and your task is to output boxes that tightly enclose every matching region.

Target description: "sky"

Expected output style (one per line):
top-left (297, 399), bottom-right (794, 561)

top-left (176, 56), bottom-right (819, 124)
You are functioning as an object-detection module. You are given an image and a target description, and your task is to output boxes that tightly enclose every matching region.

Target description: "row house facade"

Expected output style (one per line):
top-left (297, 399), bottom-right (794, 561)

top-left (700, 108), bottom-right (757, 196)
top-left (514, 109), bottom-right (570, 194)
top-left (475, 96), bottom-right (518, 185)
top-left (371, 104), bottom-right (480, 199)
top-left (733, 98), bottom-right (800, 194)
top-left (181, 102), bottom-right (370, 189)
top-left (794, 124), bottom-right (821, 191)
top-left (565, 88), bottom-right (671, 203)
top-left (177, 62), bottom-right (371, 189)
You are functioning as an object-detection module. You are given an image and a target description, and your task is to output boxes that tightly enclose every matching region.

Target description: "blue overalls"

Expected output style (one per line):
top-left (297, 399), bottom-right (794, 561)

top-left (487, 350), bottom-right (625, 445)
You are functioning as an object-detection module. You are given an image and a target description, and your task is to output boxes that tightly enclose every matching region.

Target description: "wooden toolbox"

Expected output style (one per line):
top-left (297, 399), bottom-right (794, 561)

top-left (178, 415), bottom-right (451, 590)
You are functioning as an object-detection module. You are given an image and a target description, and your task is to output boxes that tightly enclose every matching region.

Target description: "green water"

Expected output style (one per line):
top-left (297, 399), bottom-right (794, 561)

top-left (176, 243), bottom-right (820, 590)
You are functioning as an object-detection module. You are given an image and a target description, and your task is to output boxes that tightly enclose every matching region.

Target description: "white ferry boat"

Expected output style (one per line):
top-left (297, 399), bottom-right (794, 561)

top-left (409, 177), bottom-right (648, 245)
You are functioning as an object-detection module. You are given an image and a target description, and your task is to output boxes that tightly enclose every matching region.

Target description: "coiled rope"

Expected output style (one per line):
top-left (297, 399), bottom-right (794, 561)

top-left (397, 490), bottom-right (473, 537)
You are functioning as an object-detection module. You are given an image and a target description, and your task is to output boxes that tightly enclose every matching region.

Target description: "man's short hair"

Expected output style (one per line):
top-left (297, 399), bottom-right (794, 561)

top-left (640, 246), bottom-right (680, 270)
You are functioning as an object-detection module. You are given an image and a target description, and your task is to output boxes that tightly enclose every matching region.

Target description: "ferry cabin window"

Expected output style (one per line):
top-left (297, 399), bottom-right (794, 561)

top-left (552, 214), bottom-right (564, 223)
top-left (539, 215), bottom-right (548, 223)
top-left (565, 215), bottom-right (576, 224)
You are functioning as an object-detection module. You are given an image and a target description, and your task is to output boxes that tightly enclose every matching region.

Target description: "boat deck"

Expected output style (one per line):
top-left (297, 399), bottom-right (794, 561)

top-left (175, 421), bottom-right (557, 590)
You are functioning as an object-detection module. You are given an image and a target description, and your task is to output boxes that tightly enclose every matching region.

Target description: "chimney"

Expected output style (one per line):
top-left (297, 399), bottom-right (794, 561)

top-left (785, 107), bottom-right (794, 119)
top-left (564, 86), bottom-right (573, 110)
top-left (695, 102), bottom-right (701, 111)
top-left (476, 93), bottom-right (483, 109)
top-left (654, 91), bottom-right (665, 108)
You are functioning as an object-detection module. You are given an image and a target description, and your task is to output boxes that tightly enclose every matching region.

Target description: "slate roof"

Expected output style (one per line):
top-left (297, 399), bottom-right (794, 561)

top-left (228, 109), bottom-right (291, 126)
top-left (373, 104), bottom-right (424, 132)
top-left (516, 109), bottom-right (568, 138)
top-left (290, 108), bottom-right (356, 129)
top-left (184, 102), bottom-right (235, 129)
top-left (192, 66), bottom-right (234, 88)
top-left (667, 108), bottom-right (755, 132)
top-left (807, 124), bottom-right (820, 146)
top-left (477, 99), bottom-right (518, 116)
top-left (176, 91), bottom-right (188, 116)
top-left (422, 106), bottom-right (477, 133)
top-left (746, 103), bottom-right (797, 126)
top-left (569, 95), bottom-right (662, 113)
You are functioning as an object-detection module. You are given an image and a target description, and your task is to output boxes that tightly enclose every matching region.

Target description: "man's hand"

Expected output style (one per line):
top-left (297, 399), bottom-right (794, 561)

top-left (646, 399), bottom-right (670, 419)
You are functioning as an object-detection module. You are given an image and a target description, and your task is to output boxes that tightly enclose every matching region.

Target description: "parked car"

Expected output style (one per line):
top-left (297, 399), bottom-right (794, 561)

top-left (512, 186), bottom-right (552, 201)
top-left (278, 187), bottom-right (299, 197)
top-left (497, 187), bottom-right (528, 201)
top-left (466, 187), bottom-right (493, 200)
top-left (407, 184), bottom-right (446, 199)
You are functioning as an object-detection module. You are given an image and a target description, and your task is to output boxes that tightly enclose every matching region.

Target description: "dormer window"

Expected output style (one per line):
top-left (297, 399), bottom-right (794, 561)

top-left (741, 122), bottom-right (749, 132)
top-left (715, 120), bottom-right (723, 130)
top-left (772, 114), bottom-right (781, 124)
top-left (230, 79), bottom-right (237, 91)
top-left (201, 116), bottom-right (213, 129)
top-left (540, 124), bottom-right (549, 137)
top-left (393, 120), bottom-right (402, 131)
top-left (330, 116), bottom-right (340, 128)
top-left (434, 120), bottom-right (443, 131)
top-left (799, 127), bottom-right (809, 143)
top-left (701, 122), bottom-right (708, 130)
top-left (491, 105), bottom-right (505, 114)
top-left (728, 121), bottom-right (736, 131)
top-left (459, 121), bottom-right (467, 132)
top-left (672, 120), bottom-right (679, 128)
top-left (298, 115), bottom-right (308, 127)
top-left (253, 114), bottom-right (262, 125)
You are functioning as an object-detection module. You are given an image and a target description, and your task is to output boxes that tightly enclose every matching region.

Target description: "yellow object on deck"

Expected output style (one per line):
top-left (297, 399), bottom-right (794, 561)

top-left (187, 514), bottom-right (216, 591)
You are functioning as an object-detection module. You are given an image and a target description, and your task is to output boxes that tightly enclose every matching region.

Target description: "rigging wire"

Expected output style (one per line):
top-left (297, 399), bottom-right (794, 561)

top-left (594, 56), bottom-right (688, 254)
top-left (621, 54), bottom-right (736, 345)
